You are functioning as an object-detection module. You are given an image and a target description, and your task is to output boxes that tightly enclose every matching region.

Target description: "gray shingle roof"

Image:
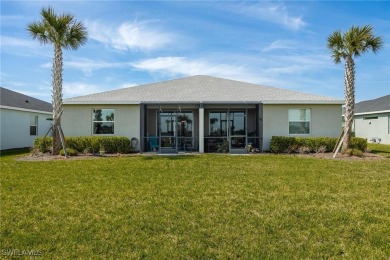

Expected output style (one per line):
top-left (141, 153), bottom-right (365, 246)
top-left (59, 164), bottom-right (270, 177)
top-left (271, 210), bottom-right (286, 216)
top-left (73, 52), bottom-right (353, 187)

top-left (64, 75), bottom-right (344, 104)
top-left (355, 95), bottom-right (390, 114)
top-left (0, 87), bottom-right (52, 113)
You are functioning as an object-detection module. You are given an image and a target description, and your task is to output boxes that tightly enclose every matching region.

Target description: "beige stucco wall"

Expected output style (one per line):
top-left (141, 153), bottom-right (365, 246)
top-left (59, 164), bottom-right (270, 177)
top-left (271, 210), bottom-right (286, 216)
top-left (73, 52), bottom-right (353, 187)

top-left (353, 112), bottom-right (390, 144)
top-left (62, 104), bottom-right (140, 140)
top-left (262, 104), bottom-right (342, 150)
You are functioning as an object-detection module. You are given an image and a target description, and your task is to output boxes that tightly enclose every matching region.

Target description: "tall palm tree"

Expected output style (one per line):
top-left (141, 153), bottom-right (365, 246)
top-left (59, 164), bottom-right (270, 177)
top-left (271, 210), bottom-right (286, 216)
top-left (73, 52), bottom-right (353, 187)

top-left (28, 7), bottom-right (87, 155)
top-left (327, 25), bottom-right (382, 152)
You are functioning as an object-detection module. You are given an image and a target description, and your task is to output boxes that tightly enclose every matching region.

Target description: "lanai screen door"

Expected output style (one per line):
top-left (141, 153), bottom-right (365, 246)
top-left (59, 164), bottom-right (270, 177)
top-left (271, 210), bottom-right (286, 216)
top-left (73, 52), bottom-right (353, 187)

top-left (159, 112), bottom-right (178, 154)
top-left (229, 111), bottom-right (247, 154)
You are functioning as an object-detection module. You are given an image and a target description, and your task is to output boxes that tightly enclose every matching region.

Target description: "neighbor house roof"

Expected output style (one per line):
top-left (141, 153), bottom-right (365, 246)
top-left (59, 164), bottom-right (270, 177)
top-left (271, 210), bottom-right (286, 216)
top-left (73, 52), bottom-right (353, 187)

top-left (0, 87), bottom-right (52, 113)
top-left (64, 75), bottom-right (344, 105)
top-left (354, 94), bottom-right (390, 115)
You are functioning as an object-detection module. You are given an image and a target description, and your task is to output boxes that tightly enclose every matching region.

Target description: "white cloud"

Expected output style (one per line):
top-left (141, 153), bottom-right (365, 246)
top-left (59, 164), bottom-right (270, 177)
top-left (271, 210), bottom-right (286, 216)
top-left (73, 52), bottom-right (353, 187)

top-left (261, 39), bottom-right (299, 52)
top-left (131, 56), bottom-right (266, 83)
top-left (119, 83), bottom-right (137, 89)
top-left (233, 2), bottom-right (306, 30)
top-left (0, 35), bottom-right (50, 57)
top-left (41, 58), bottom-right (132, 75)
top-left (63, 82), bottom-right (103, 98)
top-left (86, 20), bottom-right (176, 51)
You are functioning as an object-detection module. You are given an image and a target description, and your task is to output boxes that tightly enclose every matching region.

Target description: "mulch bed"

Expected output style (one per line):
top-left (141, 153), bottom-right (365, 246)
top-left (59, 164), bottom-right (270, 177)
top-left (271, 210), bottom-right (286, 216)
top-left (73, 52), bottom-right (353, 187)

top-left (16, 151), bottom-right (388, 161)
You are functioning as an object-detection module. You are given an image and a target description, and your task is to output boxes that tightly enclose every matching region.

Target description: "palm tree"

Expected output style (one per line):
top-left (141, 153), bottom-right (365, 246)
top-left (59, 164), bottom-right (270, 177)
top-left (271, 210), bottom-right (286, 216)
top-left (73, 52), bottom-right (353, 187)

top-left (28, 7), bottom-right (87, 155)
top-left (327, 25), bottom-right (382, 152)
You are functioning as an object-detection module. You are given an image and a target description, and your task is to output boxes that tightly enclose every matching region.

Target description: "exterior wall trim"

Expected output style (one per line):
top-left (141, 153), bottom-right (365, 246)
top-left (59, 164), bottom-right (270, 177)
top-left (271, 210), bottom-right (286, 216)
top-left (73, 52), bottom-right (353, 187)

top-left (0, 105), bottom-right (52, 115)
top-left (354, 110), bottom-right (390, 116)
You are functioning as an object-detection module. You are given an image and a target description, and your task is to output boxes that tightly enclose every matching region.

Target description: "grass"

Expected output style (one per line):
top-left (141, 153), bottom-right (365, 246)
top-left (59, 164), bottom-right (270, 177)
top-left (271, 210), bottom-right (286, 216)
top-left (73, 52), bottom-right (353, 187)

top-left (367, 143), bottom-right (390, 157)
top-left (1, 150), bottom-right (389, 258)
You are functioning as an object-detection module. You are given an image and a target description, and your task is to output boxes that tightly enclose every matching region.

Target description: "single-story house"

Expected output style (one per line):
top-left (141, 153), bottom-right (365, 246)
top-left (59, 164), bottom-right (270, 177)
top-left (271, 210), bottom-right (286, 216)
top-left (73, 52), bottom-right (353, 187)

top-left (348, 95), bottom-right (390, 144)
top-left (0, 87), bottom-right (52, 150)
top-left (63, 75), bottom-right (344, 154)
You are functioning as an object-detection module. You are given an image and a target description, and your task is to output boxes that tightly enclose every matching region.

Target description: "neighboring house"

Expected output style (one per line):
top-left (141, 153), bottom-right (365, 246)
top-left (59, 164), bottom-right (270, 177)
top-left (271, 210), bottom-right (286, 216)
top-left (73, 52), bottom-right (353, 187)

top-left (349, 95), bottom-right (390, 144)
top-left (0, 87), bottom-right (52, 150)
top-left (63, 75), bottom-right (344, 154)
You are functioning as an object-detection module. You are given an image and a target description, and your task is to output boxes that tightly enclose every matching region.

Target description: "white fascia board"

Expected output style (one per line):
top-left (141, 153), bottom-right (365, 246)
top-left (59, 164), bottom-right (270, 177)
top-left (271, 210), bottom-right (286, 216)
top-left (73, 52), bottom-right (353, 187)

top-left (63, 101), bottom-right (141, 105)
top-left (354, 110), bottom-right (390, 116)
top-left (262, 100), bottom-right (345, 105)
top-left (0, 105), bottom-right (53, 115)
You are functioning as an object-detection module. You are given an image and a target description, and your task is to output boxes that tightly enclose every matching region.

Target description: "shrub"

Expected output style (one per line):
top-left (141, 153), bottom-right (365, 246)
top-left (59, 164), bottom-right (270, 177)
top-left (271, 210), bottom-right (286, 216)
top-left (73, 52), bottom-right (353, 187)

top-left (60, 148), bottom-right (78, 156)
top-left (270, 136), bottom-right (294, 153)
top-left (33, 137), bottom-right (52, 153)
top-left (345, 148), bottom-right (364, 157)
top-left (270, 136), bottom-right (338, 154)
top-left (350, 137), bottom-right (367, 152)
top-left (352, 149), bottom-right (364, 157)
top-left (34, 136), bottom-right (133, 154)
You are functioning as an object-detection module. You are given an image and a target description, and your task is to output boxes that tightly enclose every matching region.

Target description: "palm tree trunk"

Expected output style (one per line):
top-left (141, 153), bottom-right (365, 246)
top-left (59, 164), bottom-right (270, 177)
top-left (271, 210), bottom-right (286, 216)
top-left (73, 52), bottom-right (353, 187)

top-left (342, 56), bottom-right (355, 153)
top-left (52, 44), bottom-right (64, 155)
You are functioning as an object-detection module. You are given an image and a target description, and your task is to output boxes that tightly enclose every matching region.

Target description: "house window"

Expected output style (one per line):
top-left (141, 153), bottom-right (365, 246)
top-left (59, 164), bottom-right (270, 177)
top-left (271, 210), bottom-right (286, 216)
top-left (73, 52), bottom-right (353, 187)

top-left (289, 108), bottom-right (311, 134)
top-left (30, 115), bottom-right (38, 136)
top-left (92, 109), bottom-right (114, 134)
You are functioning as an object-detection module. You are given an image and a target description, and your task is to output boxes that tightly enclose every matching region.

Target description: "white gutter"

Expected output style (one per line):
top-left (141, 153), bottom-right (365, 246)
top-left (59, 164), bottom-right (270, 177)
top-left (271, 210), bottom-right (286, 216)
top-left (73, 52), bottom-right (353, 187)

top-left (63, 101), bottom-right (141, 105)
top-left (261, 100), bottom-right (344, 105)
top-left (64, 100), bottom-right (344, 105)
top-left (0, 105), bottom-right (52, 115)
top-left (353, 110), bottom-right (390, 116)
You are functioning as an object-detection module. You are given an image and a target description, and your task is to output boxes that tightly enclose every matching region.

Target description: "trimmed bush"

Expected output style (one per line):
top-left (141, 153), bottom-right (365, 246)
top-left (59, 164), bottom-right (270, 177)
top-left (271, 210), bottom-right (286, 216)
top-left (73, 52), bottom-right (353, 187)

top-left (346, 148), bottom-right (364, 157)
top-left (270, 136), bottom-right (363, 154)
top-left (34, 137), bottom-right (52, 153)
top-left (60, 148), bottom-right (78, 156)
top-left (269, 136), bottom-right (294, 153)
top-left (350, 137), bottom-right (367, 152)
top-left (270, 136), bottom-right (338, 154)
top-left (34, 136), bottom-right (133, 154)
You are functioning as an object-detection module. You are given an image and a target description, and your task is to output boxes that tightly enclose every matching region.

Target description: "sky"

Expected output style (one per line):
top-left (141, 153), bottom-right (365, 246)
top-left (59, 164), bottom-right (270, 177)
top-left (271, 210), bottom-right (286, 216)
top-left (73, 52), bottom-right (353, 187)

top-left (1, 1), bottom-right (389, 103)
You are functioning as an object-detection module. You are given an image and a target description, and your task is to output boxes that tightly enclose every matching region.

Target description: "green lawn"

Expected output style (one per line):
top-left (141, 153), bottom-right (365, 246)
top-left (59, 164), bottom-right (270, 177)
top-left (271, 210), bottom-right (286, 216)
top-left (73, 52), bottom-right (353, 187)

top-left (368, 143), bottom-right (390, 157)
top-left (1, 151), bottom-right (389, 258)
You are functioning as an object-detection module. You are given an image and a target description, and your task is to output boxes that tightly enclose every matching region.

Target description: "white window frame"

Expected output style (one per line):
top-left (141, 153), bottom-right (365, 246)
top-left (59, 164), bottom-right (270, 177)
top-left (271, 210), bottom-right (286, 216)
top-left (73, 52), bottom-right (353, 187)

top-left (30, 115), bottom-right (38, 136)
top-left (288, 108), bottom-right (311, 135)
top-left (92, 109), bottom-right (115, 135)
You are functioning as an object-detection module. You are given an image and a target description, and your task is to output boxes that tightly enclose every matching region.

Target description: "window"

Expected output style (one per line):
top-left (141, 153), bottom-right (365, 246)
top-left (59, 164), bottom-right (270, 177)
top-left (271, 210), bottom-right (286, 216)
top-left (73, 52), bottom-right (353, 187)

top-left (30, 115), bottom-right (38, 136)
top-left (93, 109), bottom-right (114, 134)
top-left (289, 108), bottom-right (311, 134)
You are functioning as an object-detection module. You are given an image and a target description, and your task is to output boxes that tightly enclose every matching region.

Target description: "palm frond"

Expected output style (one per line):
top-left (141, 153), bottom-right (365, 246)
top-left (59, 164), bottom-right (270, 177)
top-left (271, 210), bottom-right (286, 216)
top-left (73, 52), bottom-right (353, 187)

top-left (327, 31), bottom-right (345, 64)
top-left (27, 6), bottom-right (88, 49)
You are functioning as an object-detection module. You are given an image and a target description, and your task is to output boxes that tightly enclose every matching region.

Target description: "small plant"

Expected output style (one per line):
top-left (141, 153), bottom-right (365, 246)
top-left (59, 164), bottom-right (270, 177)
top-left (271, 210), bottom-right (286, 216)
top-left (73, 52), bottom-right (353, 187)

top-left (298, 146), bottom-right (311, 154)
top-left (287, 144), bottom-right (299, 154)
top-left (315, 146), bottom-right (327, 154)
top-left (217, 139), bottom-right (229, 153)
top-left (60, 148), bottom-right (78, 156)
top-left (345, 148), bottom-right (364, 157)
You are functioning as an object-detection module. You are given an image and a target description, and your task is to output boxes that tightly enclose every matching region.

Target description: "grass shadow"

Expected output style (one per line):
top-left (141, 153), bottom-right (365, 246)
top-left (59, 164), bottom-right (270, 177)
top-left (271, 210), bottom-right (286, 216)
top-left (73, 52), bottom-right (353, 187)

top-left (141, 155), bottom-right (197, 161)
top-left (0, 148), bottom-right (31, 157)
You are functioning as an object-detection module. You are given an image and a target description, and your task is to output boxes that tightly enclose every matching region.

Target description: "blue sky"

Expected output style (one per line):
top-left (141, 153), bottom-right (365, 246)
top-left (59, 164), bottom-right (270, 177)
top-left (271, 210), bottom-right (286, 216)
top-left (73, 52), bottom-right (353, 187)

top-left (1, 1), bottom-right (389, 103)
